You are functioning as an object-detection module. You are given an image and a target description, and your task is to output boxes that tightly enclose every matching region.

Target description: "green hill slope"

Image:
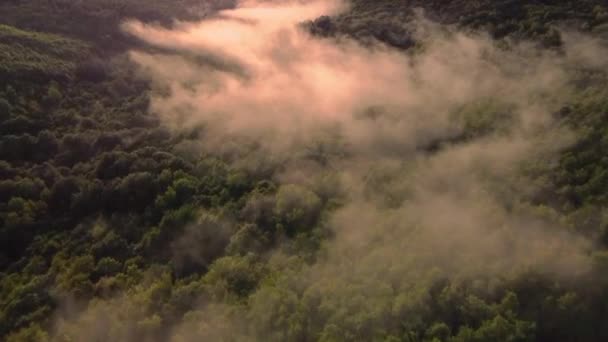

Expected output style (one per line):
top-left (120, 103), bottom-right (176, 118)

top-left (0, 25), bottom-right (90, 81)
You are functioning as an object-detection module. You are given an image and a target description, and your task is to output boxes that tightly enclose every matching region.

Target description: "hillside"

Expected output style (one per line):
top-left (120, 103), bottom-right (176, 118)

top-left (1, 1), bottom-right (608, 341)
top-left (0, 25), bottom-right (91, 82)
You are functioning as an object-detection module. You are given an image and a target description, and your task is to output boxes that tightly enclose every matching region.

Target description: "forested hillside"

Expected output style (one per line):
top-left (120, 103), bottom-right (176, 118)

top-left (2, 1), bottom-right (608, 341)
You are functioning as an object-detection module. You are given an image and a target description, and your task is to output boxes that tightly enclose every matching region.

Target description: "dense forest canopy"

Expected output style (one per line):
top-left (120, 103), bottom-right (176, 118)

top-left (2, 0), bottom-right (608, 341)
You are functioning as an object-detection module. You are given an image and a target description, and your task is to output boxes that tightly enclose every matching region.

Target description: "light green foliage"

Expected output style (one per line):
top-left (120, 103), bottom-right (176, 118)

top-left (5, 323), bottom-right (48, 342)
top-left (453, 99), bottom-right (516, 139)
top-left (203, 255), bottom-right (266, 302)
top-left (0, 25), bottom-right (90, 78)
top-left (274, 184), bottom-right (322, 236)
top-left (44, 82), bottom-right (62, 105)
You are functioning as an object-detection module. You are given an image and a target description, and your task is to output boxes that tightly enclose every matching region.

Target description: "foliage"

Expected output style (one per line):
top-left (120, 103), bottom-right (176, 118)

top-left (1, 1), bottom-right (608, 341)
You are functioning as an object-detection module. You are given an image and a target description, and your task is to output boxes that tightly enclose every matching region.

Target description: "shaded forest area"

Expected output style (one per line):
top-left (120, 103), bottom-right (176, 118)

top-left (1, 0), bottom-right (608, 341)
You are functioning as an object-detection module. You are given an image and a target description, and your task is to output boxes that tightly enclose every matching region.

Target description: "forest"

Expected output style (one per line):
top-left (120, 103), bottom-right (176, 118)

top-left (2, 0), bottom-right (608, 341)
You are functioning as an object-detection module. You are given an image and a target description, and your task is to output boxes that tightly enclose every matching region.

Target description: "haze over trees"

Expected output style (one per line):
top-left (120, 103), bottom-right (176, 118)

top-left (2, 1), bottom-right (608, 341)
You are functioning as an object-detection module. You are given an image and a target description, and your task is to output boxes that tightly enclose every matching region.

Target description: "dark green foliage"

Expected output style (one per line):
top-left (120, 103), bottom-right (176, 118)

top-left (319, 0), bottom-right (608, 50)
top-left (0, 98), bottom-right (12, 120)
top-left (0, 0), bottom-right (231, 53)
